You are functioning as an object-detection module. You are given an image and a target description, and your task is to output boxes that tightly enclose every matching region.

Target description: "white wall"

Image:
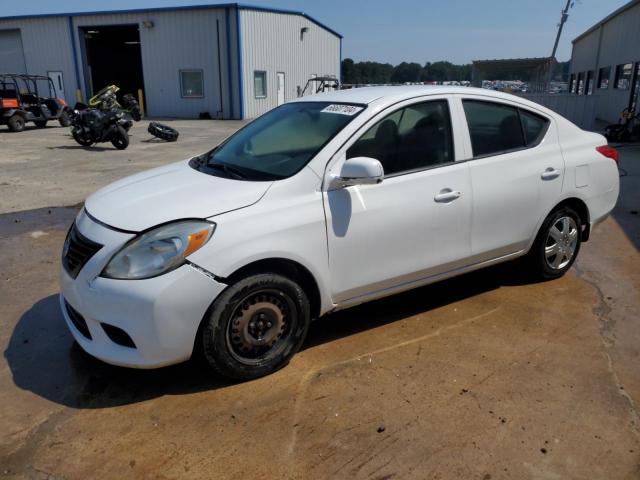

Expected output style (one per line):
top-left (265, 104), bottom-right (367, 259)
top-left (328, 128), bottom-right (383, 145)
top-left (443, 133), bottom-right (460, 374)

top-left (239, 9), bottom-right (340, 118)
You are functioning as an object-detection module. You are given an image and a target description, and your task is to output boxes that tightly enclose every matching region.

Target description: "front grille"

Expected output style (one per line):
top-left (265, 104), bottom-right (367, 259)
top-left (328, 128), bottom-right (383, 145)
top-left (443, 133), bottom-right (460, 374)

top-left (64, 300), bottom-right (92, 340)
top-left (62, 223), bottom-right (103, 279)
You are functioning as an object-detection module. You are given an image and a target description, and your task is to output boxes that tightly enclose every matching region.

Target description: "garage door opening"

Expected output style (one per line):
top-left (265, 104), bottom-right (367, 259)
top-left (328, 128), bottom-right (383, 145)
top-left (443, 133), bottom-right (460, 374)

top-left (80, 25), bottom-right (145, 108)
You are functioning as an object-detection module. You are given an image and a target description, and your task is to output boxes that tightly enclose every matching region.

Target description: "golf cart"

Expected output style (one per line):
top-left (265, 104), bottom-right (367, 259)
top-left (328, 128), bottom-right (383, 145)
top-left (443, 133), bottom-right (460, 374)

top-left (298, 76), bottom-right (340, 97)
top-left (0, 73), bottom-right (72, 132)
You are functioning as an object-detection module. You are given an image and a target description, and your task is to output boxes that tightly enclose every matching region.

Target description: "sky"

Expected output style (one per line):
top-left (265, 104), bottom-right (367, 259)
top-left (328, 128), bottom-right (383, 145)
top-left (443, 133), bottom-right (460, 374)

top-left (2, 0), bottom-right (631, 64)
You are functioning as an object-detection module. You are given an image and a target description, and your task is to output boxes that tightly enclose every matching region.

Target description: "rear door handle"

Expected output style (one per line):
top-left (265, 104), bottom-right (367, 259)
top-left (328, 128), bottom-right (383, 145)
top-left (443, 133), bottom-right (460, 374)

top-left (541, 167), bottom-right (561, 180)
top-left (434, 189), bottom-right (461, 203)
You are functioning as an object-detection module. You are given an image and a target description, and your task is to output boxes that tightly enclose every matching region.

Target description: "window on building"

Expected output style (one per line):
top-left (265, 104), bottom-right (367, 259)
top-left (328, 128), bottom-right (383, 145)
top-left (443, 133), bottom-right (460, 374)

top-left (586, 71), bottom-right (594, 95)
top-left (180, 70), bottom-right (204, 98)
top-left (569, 74), bottom-right (576, 93)
top-left (614, 63), bottom-right (633, 90)
top-left (347, 100), bottom-right (454, 176)
top-left (598, 66), bottom-right (611, 89)
top-left (254, 71), bottom-right (267, 98)
top-left (576, 72), bottom-right (585, 94)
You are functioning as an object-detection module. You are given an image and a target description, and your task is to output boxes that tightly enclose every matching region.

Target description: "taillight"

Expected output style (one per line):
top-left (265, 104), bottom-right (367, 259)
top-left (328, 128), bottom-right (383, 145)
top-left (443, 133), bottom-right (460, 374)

top-left (596, 145), bottom-right (619, 165)
top-left (1, 98), bottom-right (18, 108)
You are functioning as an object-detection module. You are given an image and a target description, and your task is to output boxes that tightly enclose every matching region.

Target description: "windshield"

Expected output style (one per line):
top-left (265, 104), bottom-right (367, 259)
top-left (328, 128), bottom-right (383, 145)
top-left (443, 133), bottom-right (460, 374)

top-left (199, 102), bottom-right (364, 180)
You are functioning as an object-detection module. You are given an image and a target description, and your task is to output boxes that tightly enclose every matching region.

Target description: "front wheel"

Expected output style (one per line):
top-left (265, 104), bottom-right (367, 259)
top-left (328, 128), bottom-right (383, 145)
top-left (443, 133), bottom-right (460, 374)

top-left (528, 207), bottom-right (582, 280)
top-left (110, 125), bottom-right (129, 150)
top-left (72, 129), bottom-right (93, 146)
top-left (201, 273), bottom-right (311, 380)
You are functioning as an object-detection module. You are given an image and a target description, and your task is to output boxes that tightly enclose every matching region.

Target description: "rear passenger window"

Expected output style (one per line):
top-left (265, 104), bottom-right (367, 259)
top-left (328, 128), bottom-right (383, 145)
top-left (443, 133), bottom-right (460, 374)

top-left (347, 100), bottom-right (454, 176)
top-left (520, 109), bottom-right (549, 147)
top-left (463, 100), bottom-right (525, 157)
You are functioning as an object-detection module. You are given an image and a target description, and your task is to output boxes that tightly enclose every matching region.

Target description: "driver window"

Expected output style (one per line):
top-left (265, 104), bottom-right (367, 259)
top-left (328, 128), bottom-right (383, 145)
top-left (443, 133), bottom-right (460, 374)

top-left (346, 100), bottom-right (454, 176)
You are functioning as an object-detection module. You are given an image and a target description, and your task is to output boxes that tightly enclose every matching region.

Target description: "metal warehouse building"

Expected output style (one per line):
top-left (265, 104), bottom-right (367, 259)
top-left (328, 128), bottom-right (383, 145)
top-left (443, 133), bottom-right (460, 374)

top-left (568, 0), bottom-right (640, 124)
top-left (0, 3), bottom-right (341, 119)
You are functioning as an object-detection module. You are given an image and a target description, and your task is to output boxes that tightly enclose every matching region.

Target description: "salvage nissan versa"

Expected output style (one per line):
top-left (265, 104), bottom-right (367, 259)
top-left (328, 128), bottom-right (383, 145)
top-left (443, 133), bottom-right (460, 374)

top-left (60, 86), bottom-right (619, 380)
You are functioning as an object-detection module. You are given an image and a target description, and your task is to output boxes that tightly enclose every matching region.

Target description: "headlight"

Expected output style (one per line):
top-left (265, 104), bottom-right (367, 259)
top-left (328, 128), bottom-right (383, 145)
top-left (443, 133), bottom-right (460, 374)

top-left (102, 220), bottom-right (215, 280)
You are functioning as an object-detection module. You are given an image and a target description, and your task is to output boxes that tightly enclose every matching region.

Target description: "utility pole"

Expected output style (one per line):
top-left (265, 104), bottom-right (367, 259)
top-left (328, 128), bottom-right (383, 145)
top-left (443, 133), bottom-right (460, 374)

top-left (551, 0), bottom-right (572, 59)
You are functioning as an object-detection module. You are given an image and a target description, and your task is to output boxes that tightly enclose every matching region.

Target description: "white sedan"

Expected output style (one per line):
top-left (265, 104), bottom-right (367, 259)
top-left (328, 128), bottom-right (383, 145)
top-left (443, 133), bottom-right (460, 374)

top-left (59, 86), bottom-right (619, 379)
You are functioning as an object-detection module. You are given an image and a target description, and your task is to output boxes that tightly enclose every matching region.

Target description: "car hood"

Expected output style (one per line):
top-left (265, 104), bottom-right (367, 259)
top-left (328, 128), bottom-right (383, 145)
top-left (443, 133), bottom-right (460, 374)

top-left (85, 160), bottom-right (273, 232)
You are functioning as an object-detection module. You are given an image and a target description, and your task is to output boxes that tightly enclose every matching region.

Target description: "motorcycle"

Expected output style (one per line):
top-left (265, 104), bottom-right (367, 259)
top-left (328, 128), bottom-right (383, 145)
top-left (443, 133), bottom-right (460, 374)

top-left (69, 86), bottom-right (141, 150)
top-left (70, 103), bottom-right (130, 149)
top-left (604, 107), bottom-right (640, 143)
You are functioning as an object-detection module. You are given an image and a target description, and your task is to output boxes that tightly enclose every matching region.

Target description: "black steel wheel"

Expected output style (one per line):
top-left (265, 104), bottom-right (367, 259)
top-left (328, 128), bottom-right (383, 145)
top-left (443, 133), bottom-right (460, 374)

top-left (111, 125), bottom-right (129, 150)
top-left (7, 114), bottom-right (25, 132)
top-left (201, 273), bottom-right (310, 380)
top-left (148, 122), bottom-right (179, 142)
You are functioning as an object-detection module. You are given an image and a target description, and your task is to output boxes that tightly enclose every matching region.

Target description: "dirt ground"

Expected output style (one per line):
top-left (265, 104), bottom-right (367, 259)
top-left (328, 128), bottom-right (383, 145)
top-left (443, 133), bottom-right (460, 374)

top-left (0, 121), bottom-right (639, 479)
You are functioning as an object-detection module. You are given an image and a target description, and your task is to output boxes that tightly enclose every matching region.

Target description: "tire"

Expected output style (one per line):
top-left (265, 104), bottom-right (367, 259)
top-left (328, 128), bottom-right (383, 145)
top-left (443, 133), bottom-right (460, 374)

top-left (34, 120), bottom-right (47, 129)
top-left (148, 122), bottom-right (178, 142)
top-left (58, 110), bottom-right (71, 127)
top-left (111, 125), bottom-right (129, 150)
top-left (7, 114), bottom-right (25, 132)
top-left (528, 207), bottom-right (582, 280)
top-left (72, 129), bottom-right (93, 147)
top-left (202, 273), bottom-right (311, 380)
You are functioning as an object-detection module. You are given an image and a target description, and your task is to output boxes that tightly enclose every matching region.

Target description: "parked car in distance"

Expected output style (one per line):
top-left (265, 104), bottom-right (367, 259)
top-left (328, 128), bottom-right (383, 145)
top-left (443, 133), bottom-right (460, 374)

top-left (60, 86), bottom-right (620, 380)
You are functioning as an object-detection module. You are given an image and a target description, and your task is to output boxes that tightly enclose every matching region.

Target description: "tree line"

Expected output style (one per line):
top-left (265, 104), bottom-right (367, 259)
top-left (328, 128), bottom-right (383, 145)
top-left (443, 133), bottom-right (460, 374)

top-left (341, 58), bottom-right (570, 85)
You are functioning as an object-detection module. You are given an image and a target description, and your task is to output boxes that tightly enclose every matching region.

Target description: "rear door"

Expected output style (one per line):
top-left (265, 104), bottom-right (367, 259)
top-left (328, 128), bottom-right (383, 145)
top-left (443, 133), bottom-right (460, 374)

top-left (458, 96), bottom-right (564, 261)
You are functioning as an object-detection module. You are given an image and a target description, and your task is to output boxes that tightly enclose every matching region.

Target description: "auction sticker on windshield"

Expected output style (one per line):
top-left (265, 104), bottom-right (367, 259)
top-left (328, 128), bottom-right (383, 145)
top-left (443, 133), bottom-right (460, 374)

top-left (321, 104), bottom-right (364, 116)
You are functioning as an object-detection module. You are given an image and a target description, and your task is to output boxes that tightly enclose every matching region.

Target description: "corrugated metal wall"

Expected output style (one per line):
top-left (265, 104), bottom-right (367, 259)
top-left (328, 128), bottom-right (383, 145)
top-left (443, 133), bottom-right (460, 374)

top-left (0, 17), bottom-right (77, 104)
top-left (71, 8), bottom-right (238, 119)
top-left (570, 1), bottom-right (640, 123)
top-left (239, 9), bottom-right (340, 118)
top-left (0, 29), bottom-right (27, 73)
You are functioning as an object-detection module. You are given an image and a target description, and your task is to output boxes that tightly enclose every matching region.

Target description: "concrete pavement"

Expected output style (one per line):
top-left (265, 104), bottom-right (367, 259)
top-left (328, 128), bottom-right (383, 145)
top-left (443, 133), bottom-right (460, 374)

top-left (0, 123), bottom-right (638, 479)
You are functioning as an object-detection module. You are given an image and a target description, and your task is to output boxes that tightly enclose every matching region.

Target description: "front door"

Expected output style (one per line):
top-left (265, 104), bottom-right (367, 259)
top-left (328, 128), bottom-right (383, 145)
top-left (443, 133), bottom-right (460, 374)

top-left (324, 98), bottom-right (472, 304)
top-left (276, 72), bottom-right (285, 106)
top-left (48, 71), bottom-right (65, 99)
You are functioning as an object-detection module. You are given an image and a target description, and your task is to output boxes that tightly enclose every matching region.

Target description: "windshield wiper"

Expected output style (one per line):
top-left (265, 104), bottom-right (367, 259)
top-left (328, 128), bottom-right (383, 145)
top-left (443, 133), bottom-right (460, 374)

top-left (207, 161), bottom-right (247, 180)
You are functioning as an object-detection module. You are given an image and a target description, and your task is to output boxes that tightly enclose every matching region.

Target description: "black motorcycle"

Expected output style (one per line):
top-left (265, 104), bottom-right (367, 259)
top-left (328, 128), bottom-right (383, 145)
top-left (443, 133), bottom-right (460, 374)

top-left (69, 86), bottom-right (141, 150)
top-left (70, 103), bottom-right (130, 150)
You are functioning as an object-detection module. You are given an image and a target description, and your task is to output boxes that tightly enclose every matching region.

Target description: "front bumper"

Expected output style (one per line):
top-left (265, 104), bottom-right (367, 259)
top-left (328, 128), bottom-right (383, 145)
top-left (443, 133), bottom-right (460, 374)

top-left (59, 210), bottom-right (227, 368)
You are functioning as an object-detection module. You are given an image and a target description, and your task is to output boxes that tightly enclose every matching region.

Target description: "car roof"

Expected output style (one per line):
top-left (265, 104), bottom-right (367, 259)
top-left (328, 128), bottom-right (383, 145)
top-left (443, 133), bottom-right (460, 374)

top-left (290, 85), bottom-right (566, 124)
top-left (291, 85), bottom-right (548, 110)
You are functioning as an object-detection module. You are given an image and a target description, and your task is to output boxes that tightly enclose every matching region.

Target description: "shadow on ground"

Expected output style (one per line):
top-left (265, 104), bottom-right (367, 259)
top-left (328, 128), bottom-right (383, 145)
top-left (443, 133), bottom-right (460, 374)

top-left (4, 261), bottom-right (538, 410)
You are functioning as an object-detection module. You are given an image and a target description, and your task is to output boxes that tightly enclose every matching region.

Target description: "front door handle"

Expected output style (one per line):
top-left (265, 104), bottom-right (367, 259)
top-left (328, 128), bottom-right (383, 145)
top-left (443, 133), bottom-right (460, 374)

top-left (541, 167), bottom-right (561, 180)
top-left (434, 188), bottom-right (462, 203)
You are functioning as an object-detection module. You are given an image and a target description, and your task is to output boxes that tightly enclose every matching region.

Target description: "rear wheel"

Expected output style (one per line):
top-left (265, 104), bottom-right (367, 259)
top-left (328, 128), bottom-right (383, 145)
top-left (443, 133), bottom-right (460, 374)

top-left (110, 125), bottom-right (129, 150)
top-left (34, 119), bottom-right (47, 129)
top-left (58, 111), bottom-right (71, 127)
top-left (7, 114), bottom-right (25, 132)
top-left (528, 207), bottom-right (582, 280)
top-left (201, 273), bottom-right (310, 380)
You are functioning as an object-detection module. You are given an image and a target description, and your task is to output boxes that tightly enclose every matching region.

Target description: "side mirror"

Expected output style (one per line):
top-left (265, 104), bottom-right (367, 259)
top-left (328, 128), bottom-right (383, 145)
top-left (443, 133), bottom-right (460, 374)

top-left (330, 157), bottom-right (384, 190)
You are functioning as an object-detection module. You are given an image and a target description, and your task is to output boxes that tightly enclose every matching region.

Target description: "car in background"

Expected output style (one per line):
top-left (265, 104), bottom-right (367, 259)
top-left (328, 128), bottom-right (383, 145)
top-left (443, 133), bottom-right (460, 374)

top-left (59, 86), bottom-right (619, 380)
